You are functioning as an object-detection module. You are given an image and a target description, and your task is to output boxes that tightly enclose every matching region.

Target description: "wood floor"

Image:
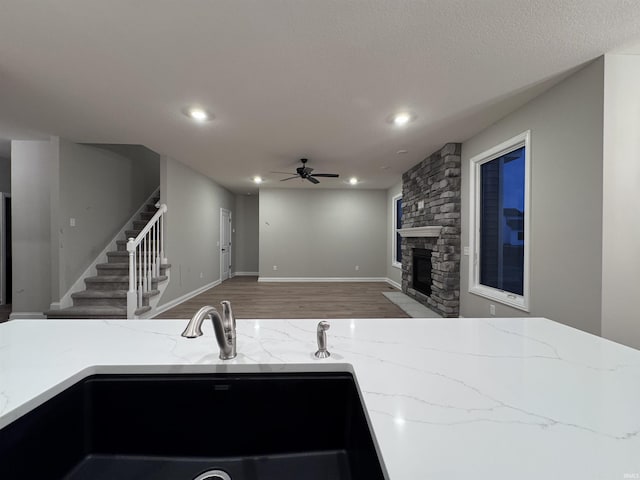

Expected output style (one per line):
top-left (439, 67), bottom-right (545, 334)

top-left (155, 276), bottom-right (409, 320)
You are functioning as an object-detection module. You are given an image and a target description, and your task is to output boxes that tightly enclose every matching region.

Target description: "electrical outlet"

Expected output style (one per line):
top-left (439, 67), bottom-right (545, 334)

top-left (273, 265), bottom-right (278, 271)
top-left (463, 246), bottom-right (469, 255)
top-left (355, 265), bottom-right (360, 271)
top-left (490, 304), bottom-right (496, 316)
top-left (70, 218), bottom-right (76, 227)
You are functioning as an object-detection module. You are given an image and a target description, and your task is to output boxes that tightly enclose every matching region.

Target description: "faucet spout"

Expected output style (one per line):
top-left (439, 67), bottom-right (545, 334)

top-left (181, 302), bottom-right (237, 360)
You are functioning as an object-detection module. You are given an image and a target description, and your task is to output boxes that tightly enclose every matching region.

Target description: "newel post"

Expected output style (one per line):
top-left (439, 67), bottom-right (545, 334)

top-left (126, 237), bottom-right (136, 319)
top-left (160, 204), bottom-right (168, 264)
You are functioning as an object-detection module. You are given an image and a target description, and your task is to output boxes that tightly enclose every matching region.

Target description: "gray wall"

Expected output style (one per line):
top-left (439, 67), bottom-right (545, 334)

top-left (54, 140), bottom-right (159, 299)
top-left (0, 156), bottom-right (10, 193)
top-left (460, 58), bottom-right (604, 335)
top-left (158, 156), bottom-right (235, 306)
top-left (386, 180), bottom-right (402, 286)
top-left (88, 144), bottom-right (160, 204)
top-left (259, 189), bottom-right (387, 278)
top-left (234, 194), bottom-right (259, 274)
top-left (601, 54), bottom-right (640, 349)
top-left (11, 140), bottom-right (54, 314)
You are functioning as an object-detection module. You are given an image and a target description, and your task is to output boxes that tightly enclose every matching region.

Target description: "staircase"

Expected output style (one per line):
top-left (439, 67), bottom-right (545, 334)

top-left (47, 195), bottom-right (170, 319)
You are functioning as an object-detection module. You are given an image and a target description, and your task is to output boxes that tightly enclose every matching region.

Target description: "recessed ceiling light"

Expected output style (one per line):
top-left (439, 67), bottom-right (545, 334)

top-left (389, 112), bottom-right (416, 127)
top-left (184, 107), bottom-right (213, 122)
top-left (349, 177), bottom-right (358, 185)
top-left (253, 176), bottom-right (263, 184)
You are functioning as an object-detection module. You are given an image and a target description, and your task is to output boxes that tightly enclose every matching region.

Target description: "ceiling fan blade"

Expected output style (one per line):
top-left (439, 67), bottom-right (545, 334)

top-left (280, 176), bottom-right (299, 181)
top-left (271, 171), bottom-right (297, 175)
top-left (307, 176), bottom-right (320, 184)
top-left (311, 173), bottom-right (339, 178)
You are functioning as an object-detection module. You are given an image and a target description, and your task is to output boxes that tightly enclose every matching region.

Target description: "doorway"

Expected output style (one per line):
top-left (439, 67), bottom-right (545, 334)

top-left (220, 208), bottom-right (232, 282)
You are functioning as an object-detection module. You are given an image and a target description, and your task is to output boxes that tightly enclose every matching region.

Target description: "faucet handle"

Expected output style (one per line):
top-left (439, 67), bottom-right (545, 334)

top-left (220, 300), bottom-right (235, 333)
top-left (314, 321), bottom-right (331, 359)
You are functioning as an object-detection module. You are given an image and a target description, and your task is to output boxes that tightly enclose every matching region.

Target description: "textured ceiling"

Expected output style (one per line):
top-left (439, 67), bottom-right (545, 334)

top-left (1, 0), bottom-right (640, 192)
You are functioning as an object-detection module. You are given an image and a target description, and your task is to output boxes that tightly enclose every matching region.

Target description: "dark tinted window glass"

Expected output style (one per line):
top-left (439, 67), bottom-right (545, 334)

top-left (395, 198), bottom-right (402, 263)
top-left (480, 146), bottom-right (525, 295)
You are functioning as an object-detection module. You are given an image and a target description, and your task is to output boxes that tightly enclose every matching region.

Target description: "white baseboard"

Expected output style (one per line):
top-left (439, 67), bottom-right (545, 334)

top-left (386, 278), bottom-right (401, 290)
top-left (9, 312), bottom-right (47, 320)
top-left (233, 271), bottom-right (258, 277)
top-left (149, 279), bottom-right (221, 318)
top-left (258, 277), bottom-right (390, 283)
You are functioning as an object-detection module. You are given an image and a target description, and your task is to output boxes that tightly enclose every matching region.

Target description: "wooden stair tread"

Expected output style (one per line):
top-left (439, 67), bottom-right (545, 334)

top-left (72, 289), bottom-right (160, 299)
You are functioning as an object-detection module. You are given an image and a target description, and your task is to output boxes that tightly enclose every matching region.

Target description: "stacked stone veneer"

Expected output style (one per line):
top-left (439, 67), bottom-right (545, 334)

top-left (401, 143), bottom-right (461, 317)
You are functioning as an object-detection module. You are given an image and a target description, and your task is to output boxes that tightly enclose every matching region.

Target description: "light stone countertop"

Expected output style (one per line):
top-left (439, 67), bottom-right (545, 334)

top-left (1, 317), bottom-right (640, 479)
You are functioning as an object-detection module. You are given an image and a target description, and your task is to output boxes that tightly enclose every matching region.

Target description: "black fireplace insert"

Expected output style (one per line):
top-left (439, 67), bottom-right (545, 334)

top-left (412, 248), bottom-right (432, 296)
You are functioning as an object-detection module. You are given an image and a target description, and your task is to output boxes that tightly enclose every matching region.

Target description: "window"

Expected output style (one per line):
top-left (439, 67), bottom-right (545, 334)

top-left (392, 194), bottom-right (402, 268)
top-left (469, 131), bottom-right (530, 311)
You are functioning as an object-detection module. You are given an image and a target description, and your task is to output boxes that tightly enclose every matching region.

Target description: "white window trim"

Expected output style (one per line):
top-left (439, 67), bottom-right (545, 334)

top-left (391, 193), bottom-right (402, 269)
top-left (468, 130), bottom-right (531, 312)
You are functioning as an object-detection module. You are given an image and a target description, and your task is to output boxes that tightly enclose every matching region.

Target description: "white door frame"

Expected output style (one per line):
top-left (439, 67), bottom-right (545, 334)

top-left (220, 208), bottom-right (232, 282)
top-left (0, 192), bottom-right (11, 305)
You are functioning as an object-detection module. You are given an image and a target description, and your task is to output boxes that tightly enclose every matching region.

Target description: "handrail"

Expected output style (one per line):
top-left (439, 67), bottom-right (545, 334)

top-left (126, 203), bottom-right (167, 318)
top-left (129, 203), bottom-right (167, 248)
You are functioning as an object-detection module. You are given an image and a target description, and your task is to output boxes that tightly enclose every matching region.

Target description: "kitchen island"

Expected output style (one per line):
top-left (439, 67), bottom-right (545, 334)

top-left (1, 317), bottom-right (640, 478)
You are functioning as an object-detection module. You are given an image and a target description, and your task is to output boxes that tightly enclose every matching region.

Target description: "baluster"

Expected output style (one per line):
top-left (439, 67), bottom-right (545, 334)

top-left (160, 214), bottom-right (164, 263)
top-left (153, 223), bottom-right (157, 277)
top-left (147, 236), bottom-right (151, 292)
top-left (137, 244), bottom-right (142, 308)
top-left (142, 235), bottom-right (149, 293)
top-left (139, 237), bottom-right (142, 295)
top-left (151, 224), bottom-right (155, 278)
top-left (156, 221), bottom-right (160, 273)
top-left (148, 234), bottom-right (151, 292)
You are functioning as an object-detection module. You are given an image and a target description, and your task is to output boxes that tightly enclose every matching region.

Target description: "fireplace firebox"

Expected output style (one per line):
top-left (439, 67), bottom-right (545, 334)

top-left (412, 249), bottom-right (432, 296)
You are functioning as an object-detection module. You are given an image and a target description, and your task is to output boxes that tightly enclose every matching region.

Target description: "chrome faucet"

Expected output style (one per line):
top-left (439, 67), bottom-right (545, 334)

top-left (181, 301), bottom-right (237, 360)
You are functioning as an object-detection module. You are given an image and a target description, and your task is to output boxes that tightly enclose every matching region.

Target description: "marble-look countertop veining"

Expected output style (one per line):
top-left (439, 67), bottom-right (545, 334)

top-left (1, 317), bottom-right (640, 478)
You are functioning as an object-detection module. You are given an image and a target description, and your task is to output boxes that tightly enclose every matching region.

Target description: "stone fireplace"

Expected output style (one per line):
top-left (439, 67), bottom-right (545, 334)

top-left (401, 143), bottom-right (461, 317)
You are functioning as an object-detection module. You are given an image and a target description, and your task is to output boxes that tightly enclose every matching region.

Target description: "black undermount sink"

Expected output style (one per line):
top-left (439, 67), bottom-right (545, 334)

top-left (0, 372), bottom-right (386, 480)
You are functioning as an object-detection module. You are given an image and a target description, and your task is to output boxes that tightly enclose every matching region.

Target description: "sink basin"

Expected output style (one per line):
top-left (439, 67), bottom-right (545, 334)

top-left (0, 372), bottom-right (385, 479)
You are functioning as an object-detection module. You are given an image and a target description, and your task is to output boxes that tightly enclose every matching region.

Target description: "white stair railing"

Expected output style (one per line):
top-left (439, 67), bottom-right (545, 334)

top-left (127, 204), bottom-right (168, 318)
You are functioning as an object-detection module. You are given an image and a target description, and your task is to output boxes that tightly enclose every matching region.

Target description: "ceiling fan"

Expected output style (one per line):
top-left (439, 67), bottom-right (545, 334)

top-left (274, 158), bottom-right (340, 184)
